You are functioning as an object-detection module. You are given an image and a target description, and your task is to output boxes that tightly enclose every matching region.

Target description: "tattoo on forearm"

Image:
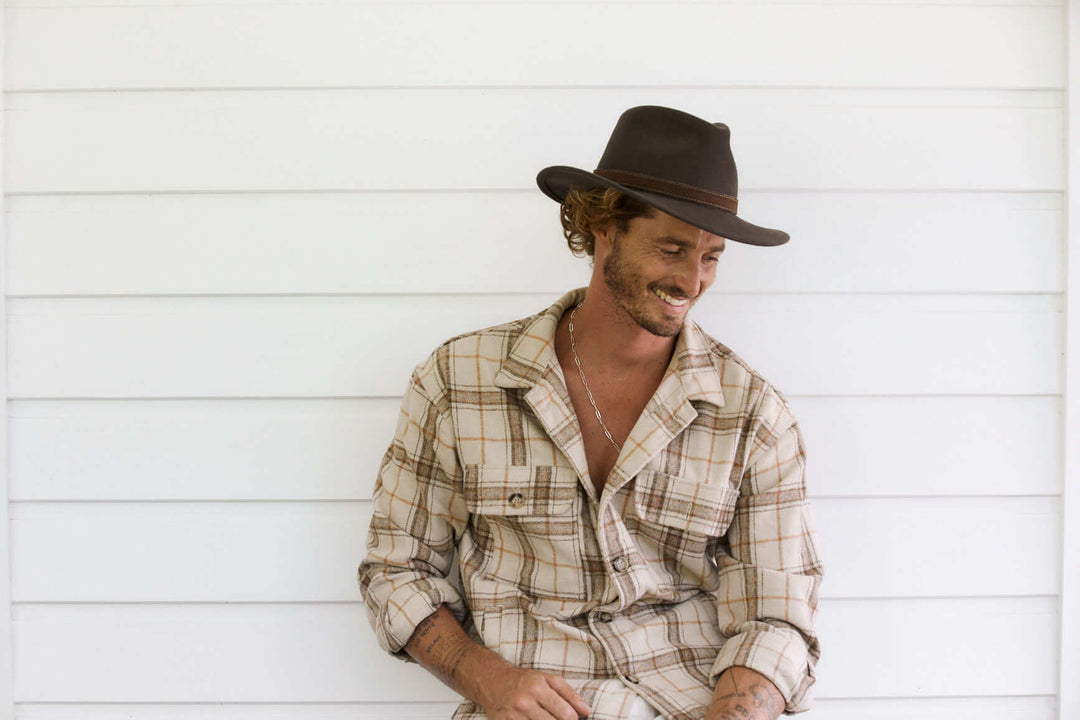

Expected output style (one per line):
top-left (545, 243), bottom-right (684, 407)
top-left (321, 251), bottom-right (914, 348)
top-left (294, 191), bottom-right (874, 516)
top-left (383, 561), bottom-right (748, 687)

top-left (409, 613), bottom-right (438, 649)
top-left (713, 712), bottom-right (746, 720)
top-left (752, 686), bottom-right (782, 717)
top-left (446, 641), bottom-right (472, 680)
top-left (712, 701), bottom-right (753, 720)
top-left (711, 671), bottom-right (784, 720)
top-left (713, 670), bottom-right (747, 702)
top-left (425, 635), bottom-right (475, 686)
top-left (407, 614), bottom-right (476, 688)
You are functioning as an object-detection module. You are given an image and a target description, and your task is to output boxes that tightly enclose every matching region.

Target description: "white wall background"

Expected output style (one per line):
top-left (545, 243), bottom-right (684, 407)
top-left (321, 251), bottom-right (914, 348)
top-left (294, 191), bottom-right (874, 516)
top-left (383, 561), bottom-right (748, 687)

top-left (2, 1), bottom-right (1077, 719)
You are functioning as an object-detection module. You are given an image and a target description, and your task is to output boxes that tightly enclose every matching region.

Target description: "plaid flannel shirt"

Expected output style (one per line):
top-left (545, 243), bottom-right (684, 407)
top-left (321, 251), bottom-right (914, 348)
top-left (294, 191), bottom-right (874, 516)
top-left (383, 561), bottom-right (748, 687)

top-left (358, 289), bottom-right (823, 719)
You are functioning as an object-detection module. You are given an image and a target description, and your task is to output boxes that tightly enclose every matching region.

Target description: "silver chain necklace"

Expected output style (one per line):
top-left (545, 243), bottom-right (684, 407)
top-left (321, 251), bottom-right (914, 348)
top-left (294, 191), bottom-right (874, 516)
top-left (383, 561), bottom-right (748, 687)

top-left (568, 304), bottom-right (622, 453)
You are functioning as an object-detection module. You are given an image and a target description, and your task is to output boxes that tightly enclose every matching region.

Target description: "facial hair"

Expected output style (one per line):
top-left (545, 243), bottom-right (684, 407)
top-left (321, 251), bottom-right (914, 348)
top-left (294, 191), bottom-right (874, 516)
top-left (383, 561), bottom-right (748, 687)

top-left (601, 239), bottom-right (687, 338)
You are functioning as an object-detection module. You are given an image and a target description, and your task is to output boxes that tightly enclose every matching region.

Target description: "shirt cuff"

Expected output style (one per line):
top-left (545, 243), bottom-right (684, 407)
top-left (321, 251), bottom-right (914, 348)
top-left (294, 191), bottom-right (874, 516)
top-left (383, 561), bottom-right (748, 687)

top-left (366, 576), bottom-right (466, 661)
top-left (710, 625), bottom-right (816, 714)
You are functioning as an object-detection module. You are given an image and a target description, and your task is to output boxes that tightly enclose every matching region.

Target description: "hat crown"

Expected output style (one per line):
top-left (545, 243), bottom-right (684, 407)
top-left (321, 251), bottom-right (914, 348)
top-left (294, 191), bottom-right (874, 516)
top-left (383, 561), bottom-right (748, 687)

top-left (534, 104), bottom-right (788, 246)
top-left (596, 106), bottom-right (738, 199)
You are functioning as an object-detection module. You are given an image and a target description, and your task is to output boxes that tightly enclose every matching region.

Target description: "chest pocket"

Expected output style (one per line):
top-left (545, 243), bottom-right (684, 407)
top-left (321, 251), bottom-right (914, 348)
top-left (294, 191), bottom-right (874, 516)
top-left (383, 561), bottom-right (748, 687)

top-left (462, 464), bottom-right (587, 601)
top-left (630, 471), bottom-right (739, 593)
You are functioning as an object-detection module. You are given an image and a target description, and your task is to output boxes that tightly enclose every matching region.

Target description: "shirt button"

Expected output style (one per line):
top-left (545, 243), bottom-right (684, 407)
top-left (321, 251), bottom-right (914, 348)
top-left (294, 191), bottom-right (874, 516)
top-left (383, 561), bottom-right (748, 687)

top-left (612, 556), bottom-right (629, 572)
top-left (596, 611), bottom-right (614, 623)
top-left (508, 492), bottom-right (525, 508)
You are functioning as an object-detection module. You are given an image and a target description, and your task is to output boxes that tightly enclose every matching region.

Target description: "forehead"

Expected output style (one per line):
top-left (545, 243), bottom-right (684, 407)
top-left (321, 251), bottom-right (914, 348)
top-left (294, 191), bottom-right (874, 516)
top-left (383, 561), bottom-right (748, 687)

top-left (631, 208), bottom-right (726, 250)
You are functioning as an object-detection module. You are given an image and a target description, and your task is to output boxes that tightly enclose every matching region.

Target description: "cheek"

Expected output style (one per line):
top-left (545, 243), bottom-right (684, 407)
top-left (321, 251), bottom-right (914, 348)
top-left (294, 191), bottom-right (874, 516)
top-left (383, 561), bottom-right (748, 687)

top-left (700, 266), bottom-right (719, 290)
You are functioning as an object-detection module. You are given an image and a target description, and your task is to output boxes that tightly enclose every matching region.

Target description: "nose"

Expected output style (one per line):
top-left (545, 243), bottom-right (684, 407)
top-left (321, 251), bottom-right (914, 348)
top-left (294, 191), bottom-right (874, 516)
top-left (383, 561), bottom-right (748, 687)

top-left (671, 257), bottom-right (702, 298)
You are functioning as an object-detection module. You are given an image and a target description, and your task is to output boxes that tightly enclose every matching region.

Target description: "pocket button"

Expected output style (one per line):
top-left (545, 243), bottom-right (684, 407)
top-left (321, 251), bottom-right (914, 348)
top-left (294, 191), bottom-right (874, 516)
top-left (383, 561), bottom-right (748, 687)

top-left (508, 492), bottom-right (525, 508)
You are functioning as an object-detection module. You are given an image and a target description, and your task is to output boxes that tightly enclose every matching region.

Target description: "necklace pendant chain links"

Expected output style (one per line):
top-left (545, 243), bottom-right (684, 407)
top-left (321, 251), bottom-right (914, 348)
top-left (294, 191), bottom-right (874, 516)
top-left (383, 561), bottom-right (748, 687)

top-left (568, 304), bottom-right (622, 453)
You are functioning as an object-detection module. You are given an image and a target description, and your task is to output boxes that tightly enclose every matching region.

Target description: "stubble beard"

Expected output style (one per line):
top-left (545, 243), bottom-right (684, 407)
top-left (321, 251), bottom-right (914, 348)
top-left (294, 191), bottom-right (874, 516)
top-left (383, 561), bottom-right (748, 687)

top-left (601, 240), bottom-right (686, 338)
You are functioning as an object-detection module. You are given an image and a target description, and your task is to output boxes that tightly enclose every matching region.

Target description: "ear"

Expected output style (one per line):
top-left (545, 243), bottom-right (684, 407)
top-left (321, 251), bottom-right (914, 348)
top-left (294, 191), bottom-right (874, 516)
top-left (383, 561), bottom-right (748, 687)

top-left (592, 221), bottom-right (616, 255)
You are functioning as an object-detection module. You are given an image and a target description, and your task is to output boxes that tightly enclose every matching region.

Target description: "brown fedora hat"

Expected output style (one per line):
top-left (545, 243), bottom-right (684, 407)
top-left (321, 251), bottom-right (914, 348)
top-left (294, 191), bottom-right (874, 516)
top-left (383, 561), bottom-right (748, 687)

top-left (536, 105), bottom-right (788, 247)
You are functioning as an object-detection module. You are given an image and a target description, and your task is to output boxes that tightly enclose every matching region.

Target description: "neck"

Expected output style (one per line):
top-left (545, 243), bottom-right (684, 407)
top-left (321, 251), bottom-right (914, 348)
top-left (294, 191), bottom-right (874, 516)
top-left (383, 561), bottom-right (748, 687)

top-left (571, 279), bottom-right (679, 371)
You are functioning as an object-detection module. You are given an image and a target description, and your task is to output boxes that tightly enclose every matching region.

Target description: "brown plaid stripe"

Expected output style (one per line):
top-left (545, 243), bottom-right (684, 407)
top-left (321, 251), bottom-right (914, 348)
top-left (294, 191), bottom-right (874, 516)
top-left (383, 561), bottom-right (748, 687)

top-left (359, 289), bottom-right (823, 719)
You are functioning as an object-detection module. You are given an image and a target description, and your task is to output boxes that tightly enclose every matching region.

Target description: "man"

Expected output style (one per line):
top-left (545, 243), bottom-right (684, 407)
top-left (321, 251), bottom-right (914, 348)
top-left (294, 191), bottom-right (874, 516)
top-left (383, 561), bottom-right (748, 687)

top-left (358, 106), bottom-right (823, 720)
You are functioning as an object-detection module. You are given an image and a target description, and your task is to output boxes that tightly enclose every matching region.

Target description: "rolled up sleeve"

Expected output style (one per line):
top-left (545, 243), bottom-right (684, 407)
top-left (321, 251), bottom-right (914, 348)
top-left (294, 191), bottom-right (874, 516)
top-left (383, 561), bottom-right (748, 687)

top-left (357, 360), bottom-right (470, 658)
top-left (711, 390), bottom-right (824, 713)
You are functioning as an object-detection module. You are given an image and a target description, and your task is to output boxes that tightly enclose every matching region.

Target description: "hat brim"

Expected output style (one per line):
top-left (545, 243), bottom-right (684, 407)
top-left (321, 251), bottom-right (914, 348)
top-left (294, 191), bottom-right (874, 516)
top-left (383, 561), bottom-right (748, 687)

top-left (536, 165), bottom-right (789, 247)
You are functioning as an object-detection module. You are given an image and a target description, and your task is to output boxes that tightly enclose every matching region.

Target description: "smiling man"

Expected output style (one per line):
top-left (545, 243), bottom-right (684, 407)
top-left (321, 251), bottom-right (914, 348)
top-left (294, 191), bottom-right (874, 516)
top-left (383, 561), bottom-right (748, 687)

top-left (359, 106), bottom-right (824, 720)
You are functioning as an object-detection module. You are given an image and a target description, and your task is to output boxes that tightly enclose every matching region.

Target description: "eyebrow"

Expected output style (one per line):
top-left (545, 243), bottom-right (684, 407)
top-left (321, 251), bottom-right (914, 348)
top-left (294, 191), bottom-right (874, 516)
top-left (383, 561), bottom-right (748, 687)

top-left (655, 236), bottom-right (726, 252)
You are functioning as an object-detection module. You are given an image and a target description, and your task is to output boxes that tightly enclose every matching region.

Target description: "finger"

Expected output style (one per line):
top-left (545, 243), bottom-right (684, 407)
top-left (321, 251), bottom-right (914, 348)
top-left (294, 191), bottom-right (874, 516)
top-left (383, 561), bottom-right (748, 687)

top-left (533, 687), bottom-right (580, 720)
top-left (546, 675), bottom-right (591, 717)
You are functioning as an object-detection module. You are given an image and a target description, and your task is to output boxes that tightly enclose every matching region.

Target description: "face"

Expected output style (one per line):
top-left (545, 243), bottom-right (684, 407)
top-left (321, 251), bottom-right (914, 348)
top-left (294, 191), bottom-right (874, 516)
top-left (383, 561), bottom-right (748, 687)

top-left (598, 210), bottom-right (725, 337)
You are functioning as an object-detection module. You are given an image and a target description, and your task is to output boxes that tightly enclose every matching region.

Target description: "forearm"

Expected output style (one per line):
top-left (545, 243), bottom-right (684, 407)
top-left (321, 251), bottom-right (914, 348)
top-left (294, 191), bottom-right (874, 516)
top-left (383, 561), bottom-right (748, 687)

top-left (405, 605), bottom-right (511, 707)
top-left (706, 665), bottom-right (785, 720)
top-left (405, 606), bottom-right (591, 720)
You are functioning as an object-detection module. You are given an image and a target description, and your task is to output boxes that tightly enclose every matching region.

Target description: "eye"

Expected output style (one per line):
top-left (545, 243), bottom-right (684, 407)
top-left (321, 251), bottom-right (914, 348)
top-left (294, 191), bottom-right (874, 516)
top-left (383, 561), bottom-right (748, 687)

top-left (659, 247), bottom-right (681, 256)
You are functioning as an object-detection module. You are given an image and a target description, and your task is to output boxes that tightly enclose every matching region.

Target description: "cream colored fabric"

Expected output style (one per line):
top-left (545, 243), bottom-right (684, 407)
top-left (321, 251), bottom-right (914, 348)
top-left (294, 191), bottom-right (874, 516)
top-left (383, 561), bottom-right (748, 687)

top-left (359, 289), bottom-right (824, 719)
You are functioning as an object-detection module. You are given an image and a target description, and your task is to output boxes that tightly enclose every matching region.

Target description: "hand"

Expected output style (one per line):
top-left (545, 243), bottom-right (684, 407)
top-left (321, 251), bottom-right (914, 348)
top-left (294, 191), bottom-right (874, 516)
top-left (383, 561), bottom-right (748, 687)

top-left (480, 665), bottom-right (592, 720)
top-left (404, 606), bottom-right (590, 719)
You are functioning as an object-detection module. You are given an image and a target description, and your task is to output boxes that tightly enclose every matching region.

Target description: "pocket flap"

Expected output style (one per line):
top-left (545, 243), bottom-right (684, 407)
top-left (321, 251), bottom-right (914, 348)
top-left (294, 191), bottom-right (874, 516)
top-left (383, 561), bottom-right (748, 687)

top-left (633, 471), bottom-right (738, 536)
top-left (463, 465), bottom-right (578, 516)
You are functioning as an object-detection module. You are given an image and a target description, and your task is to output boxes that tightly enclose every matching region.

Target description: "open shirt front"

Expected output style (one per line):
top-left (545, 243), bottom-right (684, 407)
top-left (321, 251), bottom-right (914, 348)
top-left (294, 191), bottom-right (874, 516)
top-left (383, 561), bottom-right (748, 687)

top-left (358, 288), bottom-right (824, 719)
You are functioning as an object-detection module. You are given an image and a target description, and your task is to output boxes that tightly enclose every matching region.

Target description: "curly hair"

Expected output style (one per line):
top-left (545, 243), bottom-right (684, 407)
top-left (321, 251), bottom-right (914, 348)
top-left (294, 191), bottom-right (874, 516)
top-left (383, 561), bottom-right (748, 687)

top-left (559, 187), bottom-right (654, 257)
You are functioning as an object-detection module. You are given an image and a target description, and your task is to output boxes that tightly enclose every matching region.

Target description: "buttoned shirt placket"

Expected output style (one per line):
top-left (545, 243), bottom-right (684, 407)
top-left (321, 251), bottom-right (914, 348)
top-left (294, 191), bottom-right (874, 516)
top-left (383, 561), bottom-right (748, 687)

top-left (504, 323), bottom-right (720, 696)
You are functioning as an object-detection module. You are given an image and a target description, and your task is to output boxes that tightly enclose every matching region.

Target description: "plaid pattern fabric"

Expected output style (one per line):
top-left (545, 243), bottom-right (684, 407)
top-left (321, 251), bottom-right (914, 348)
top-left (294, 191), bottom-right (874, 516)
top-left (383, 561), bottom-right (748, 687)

top-left (359, 289), bottom-right (823, 719)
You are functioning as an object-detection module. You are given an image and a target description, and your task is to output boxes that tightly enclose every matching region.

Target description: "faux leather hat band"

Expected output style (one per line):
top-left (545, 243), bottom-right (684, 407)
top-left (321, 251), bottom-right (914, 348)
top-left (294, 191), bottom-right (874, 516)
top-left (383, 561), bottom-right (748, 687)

top-left (593, 168), bottom-right (739, 214)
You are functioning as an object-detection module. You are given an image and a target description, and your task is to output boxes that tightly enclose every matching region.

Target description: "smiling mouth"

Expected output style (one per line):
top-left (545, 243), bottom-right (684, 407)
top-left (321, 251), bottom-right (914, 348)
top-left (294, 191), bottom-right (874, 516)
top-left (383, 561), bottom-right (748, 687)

top-left (652, 287), bottom-right (689, 307)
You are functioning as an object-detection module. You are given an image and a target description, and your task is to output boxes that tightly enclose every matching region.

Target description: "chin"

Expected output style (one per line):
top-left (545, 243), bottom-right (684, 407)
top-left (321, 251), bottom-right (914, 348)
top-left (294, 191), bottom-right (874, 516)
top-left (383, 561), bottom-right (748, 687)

top-left (632, 310), bottom-right (684, 338)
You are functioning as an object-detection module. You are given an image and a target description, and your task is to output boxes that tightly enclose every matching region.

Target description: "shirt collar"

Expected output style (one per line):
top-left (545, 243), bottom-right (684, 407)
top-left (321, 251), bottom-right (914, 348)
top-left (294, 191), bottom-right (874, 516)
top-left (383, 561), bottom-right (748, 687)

top-left (493, 288), bottom-right (584, 391)
top-left (671, 314), bottom-right (727, 409)
top-left (495, 288), bottom-right (726, 410)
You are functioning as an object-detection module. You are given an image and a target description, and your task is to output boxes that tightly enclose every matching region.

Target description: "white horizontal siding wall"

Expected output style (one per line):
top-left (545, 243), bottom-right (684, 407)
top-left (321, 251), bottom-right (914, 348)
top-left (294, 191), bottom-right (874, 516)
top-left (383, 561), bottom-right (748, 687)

top-left (0, 4), bottom-right (12, 717)
top-left (1061, 4), bottom-right (1079, 719)
top-left (1, 2), bottom-right (1072, 720)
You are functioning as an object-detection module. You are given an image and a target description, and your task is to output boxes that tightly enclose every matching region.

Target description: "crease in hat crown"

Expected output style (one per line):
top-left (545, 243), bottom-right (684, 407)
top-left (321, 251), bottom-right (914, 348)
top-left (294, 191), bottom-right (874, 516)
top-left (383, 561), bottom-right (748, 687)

top-left (536, 105), bottom-right (789, 247)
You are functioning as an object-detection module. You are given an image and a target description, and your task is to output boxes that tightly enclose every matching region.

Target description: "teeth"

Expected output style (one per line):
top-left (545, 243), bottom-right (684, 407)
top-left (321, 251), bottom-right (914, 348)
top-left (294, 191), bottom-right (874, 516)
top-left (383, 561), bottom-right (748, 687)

top-left (653, 288), bottom-right (689, 307)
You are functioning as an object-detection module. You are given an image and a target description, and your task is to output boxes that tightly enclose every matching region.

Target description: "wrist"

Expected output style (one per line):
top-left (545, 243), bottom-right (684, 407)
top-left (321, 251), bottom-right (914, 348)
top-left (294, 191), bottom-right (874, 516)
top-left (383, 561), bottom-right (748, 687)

top-left (465, 650), bottom-right (518, 709)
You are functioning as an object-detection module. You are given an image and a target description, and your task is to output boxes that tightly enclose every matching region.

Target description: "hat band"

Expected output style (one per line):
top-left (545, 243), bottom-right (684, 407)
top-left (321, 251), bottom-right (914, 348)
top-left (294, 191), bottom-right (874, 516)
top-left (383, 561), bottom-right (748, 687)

top-left (594, 169), bottom-right (738, 214)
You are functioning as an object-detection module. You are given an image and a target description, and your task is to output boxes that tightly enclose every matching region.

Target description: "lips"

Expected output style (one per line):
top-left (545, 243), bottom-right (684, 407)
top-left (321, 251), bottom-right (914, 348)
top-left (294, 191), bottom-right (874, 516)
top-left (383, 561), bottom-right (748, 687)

top-left (652, 287), bottom-right (689, 307)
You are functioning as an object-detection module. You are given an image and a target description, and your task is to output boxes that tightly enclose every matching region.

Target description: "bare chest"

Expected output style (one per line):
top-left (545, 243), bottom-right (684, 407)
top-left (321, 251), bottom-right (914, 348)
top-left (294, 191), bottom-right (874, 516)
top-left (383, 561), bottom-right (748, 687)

top-left (562, 369), bottom-right (658, 497)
